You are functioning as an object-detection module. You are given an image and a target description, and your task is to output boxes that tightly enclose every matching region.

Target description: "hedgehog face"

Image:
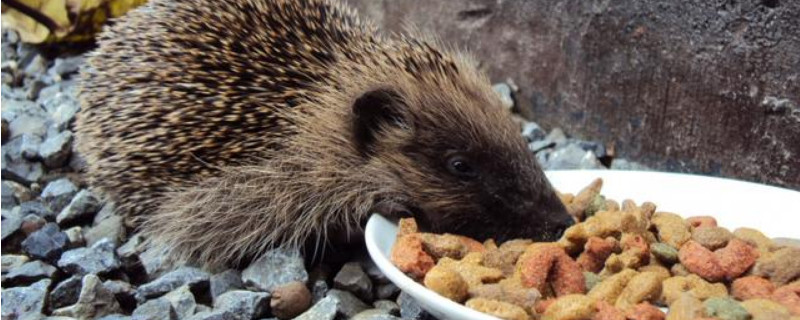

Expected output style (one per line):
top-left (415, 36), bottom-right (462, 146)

top-left (352, 85), bottom-right (574, 243)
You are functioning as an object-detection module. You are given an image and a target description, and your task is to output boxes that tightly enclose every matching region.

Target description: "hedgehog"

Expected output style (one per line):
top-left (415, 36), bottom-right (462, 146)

top-left (75, 0), bottom-right (575, 268)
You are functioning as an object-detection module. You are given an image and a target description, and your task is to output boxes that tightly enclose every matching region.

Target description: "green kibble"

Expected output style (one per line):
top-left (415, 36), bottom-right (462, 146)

top-left (651, 242), bottom-right (679, 265)
top-left (583, 271), bottom-right (601, 291)
top-left (585, 194), bottom-right (606, 217)
top-left (703, 297), bottom-right (751, 320)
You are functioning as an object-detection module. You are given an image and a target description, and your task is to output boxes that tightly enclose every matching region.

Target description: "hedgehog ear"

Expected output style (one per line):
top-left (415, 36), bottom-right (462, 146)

top-left (351, 88), bottom-right (409, 155)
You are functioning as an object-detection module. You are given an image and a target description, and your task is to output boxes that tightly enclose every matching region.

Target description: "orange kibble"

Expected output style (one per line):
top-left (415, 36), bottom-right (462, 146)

top-left (731, 276), bottom-right (775, 300)
top-left (390, 233), bottom-right (435, 279)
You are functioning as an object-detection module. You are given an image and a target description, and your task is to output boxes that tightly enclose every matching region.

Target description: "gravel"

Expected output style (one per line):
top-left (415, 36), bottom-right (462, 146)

top-left (213, 290), bottom-right (270, 320)
top-left (136, 267), bottom-right (210, 301)
top-left (52, 274), bottom-right (122, 318)
top-left (49, 276), bottom-right (83, 309)
top-left (241, 248), bottom-right (308, 292)
top-left (333, 261), bottom-right (374, 302)
top-left (21, 222), bottom-right (68, 261)
top-left (3, 260), bottom-right (57, 286)
top-left (209, 269), bottom-right (243, 300)
top-left (57, 238), bottom-right (120, 276)
top-left (1, 278), bottom-right (51, 319)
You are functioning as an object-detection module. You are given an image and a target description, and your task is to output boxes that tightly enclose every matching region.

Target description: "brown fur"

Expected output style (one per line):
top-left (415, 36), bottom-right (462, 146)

top-left (76, 0), bottom-right (572, 269)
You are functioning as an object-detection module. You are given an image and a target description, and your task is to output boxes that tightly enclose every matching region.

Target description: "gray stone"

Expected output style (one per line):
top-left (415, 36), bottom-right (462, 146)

top-left (18, 200), bottom-right (56, 220)
top-left (610, 159), bottom-right (651, 171)
top-left (374, 300), bottom-right (400, 316)
top-left (50, 56), bottom-right (84, 77)
top-left (136, 267), bottom-right (210, 301)
top-left (210, 269), bottom-right (243, 300)
top-left (360, 257), bottom-right (389, 284)
top-left (22, 222), bottom-right (68, 261)
top-left (375, 283), bottom-right (399, 300)
top-left (96, 315), bottom-right (133, 320)
top-left (37, 83), bottom-right (62, 103)
top-left (46, 94), bottom-right (80, 130)
top-left (294, 295), bottom-right (338, 320)
top-left (397, 292), bottom-right (433, 320)
top-left (20, 213), bottom-right (47, 235)
top-left (492, 83), bottom-right (514, 110)
top-left (41, 178), bottom-right (78, 213)
top-left (103, 280), bottom-right (136, 311)
top-left (185, 310), bottom-right (236, 320)
top-left (93, 203), bottom-right (116, 225)
top-left (213, 290), bottom-right (270, 320)
top-left (50, 276), bottom-right (83, 309)
top-left (241, 248), bottom-right (308, 292)
top-left (58, 239), bottom-right (120, 276)
top-left (63, 226), bottom-right (85, 248)
top-left (521, 121), bottom-right (546, 142)
top-left (352, 309), bottom-right (401, 320)
top-left (529, 140), bottom-right (556, 153)
top-left (25, 79), bottom-right (47, 101)
top-left (327, 289), bottom-right (369, 318)
top-left (5, 180), bottom-right (33, 203)
top-left (311, 279), bottom-right (329, 303)
top-left (132, 298), bottom-right (176, 320)
top-left (85, 214), bottom-right (125, 247)
top-left (4, 260), bottom-right (57, 286)
top-left (333, 261), bottom-right (373, 302)
top-left (2, 208), bottom-right (23, 241)
top-left (9, 113), bottom-right (48, 139)
top-left (2, 137), bottom-right (45, 184)
top-left (20, 133), bottom-right (42, 160)
top-left (53, 274), bottom-right (122, 318)
top-left (544, 143), bottom-right (605, 170)
top-left (545, 128), bottom-right (568, 146)
top-left (39, 131), bottom-right (73, 168)
top-left (137, 245), bottom-right (171, 281)
top-left (116, 233), bottom-right (144, 260)
top-left (1, 279), bottom-right (51, 319)
top-left (56, 189), bottom-right (101, 225)
top-left (2, 180), bottom-right (18, 207)
top-left (163, 286), bottom-right (197, 320)
top-left (1, 254), bottom-right (30, 273)
top-left (24, 54), bottom-right (49, 76)
top-left (577, 140), bottom-right (607, 159)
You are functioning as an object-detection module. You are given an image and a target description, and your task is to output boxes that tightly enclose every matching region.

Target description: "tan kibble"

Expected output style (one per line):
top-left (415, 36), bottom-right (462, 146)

top-left (423, 265), bottom-right (469, 302)
top-left (542, 294), bottom-right (596, 320)
top-left (466, 298), bottom-right (531, 320)
top-left (651, 212), bottom-right (691, 249)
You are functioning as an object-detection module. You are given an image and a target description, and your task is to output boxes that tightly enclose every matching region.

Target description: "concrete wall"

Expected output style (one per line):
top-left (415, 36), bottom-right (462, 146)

top-left (346, 0), bottom-right (800, 189)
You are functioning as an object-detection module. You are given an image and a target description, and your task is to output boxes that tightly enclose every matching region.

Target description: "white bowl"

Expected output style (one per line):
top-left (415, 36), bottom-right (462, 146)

top-left (364, 170), bottom-right (800, 320)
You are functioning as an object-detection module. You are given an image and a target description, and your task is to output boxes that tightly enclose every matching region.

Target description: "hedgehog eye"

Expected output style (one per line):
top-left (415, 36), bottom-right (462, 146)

top-left (446, 155), bottom-right (478, 179)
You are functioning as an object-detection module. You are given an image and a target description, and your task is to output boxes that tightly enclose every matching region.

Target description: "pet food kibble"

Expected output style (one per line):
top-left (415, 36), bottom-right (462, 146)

top-left (593, 300), bottom-right (626, 320)
top-left (465, 298), bottom-right (531, 320)
top-left (686, 216), bottom-right (717, 230)
top-left (665, 294), bottom-right (703, 320)
top-left (678, 241), bottom-right (726, 282)
top-left (651, 243), bottom-right (679, 265)
top-left (423, 265), bottom-right (469, 302)
top-left (771, 283), bottom-right (800, 315)
top-left (741, 299), bottom-right (793, 320)
top-left (566, 178), bottom-right (603, 220)
top-left (542, 294), bottom-right (596, 320)
top-left (418, 233), bottom-right (484, 260)
top-left (584, 272), bottom-right (602, 291)
top-left (717, 238), bottom-right (760, 280)
top-left (588, 269), bottom-right (638, 304)
top-left (469, 281), bottom-right (541, 314)
top-left (626, 303), bottom-right (666, 320)
top-left (578, 237), bottom-right (617, 273)
top-left (661, 275), bottom-right (728, 305)
top-left (517, 244), bottom-right (586, 296)
top-left (691, 226), bottom-right (733, 250)
top-left (397, 217), bottom-right (418, 236)
top-left (670, 263), bottom-right (690, 277)
top-left (484, 239), bottom-right (532, 276)
top-left (731, 276), bottom-right (775, 300)
top-left (438, 253), bottom-right (503, 288)
top-left (703, 297), bottom-right (751, 320)
top-left (733, 228), bottom-right (776, 253)
top-left (752, 247), bottom-right (800, 286)
top-left (651, 212), bottom-right (691, 249)
top-left (390, 234), bottom-right (435, 279)
top-left (615, 272), bottom-right (667, 311)
top-left (389, 178), bottom-right (798, 320)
